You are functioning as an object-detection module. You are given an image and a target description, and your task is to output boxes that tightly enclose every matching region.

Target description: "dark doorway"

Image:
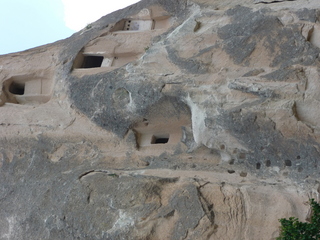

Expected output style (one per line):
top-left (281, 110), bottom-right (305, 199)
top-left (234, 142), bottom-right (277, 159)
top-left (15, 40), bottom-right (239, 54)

top-left (9, 82), bottom-right (25, 95)
top-left (151, 134), bottom-right (169, 144)
top-left (81, 56), bottom-right (104, 68)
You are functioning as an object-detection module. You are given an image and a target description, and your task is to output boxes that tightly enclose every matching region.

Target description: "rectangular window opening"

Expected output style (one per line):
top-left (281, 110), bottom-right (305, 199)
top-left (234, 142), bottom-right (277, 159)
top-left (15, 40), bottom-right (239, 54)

top-left (151, 134), bottom-right (170, 144)
top-left (81, 56), bottom-right (104, 68)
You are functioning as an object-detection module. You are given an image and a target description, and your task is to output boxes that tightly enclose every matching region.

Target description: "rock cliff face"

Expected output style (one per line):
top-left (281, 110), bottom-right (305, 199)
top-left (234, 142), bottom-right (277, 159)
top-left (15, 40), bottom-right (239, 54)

top-left (1, 0), bottom-right (320, 239)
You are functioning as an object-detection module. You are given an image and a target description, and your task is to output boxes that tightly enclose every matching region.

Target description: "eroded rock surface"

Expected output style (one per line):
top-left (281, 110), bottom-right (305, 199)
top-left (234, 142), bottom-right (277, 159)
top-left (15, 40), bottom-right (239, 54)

top-left (1, 0), bottom-right (320, 239)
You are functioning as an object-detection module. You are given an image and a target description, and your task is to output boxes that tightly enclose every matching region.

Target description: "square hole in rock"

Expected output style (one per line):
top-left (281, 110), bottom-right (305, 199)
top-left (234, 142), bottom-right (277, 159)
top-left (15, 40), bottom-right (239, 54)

top-left (151, 134), bottom-right (169, 144)
top-left (9, 81), bottom-right (25, 95)
top-left (81, 56), bottom-right (104, 68)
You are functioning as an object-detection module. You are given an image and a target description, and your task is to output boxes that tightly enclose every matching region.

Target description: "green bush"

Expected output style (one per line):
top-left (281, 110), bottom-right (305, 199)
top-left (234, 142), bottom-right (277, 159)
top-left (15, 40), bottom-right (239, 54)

top-left (277, 199), bottom-right (320, 240)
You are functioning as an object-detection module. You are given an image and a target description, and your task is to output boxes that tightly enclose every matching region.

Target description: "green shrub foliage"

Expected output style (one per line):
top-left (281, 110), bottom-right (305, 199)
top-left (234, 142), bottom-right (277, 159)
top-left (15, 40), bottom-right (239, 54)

top-left (277, 199), bottom-right (320, 240)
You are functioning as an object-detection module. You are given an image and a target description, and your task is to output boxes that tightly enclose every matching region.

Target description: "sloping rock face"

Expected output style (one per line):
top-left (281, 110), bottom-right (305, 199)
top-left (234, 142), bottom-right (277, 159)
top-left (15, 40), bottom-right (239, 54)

top-left (1, 0), bottom-right (320, 239)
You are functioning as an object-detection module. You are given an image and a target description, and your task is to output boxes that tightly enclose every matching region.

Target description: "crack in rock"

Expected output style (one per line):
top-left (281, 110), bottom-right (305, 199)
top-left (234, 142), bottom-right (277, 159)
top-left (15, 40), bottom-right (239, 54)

top-left (197, 187), bottom-right (215, 225)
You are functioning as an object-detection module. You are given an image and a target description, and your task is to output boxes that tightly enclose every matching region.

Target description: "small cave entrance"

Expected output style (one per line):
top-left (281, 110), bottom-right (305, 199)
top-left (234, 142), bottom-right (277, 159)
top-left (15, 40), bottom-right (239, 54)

top-left (151, 134), bottom-right (170, 144)
top-left (72, 52), bottom-right (138, 71)
top-left (133, 97), bottom-right (192, 150)
top-left (71, 8), bottom-right (172, 74)
top-left (9, 81), bottom-right (25, 95)
top-left (2, 75), bottom-right (53, 105)
top-left (81, 56), bottom-right (104, 68)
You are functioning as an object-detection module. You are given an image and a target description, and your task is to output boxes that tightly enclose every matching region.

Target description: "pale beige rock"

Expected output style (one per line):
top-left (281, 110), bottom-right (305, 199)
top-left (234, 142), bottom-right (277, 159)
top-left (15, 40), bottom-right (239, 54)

top-left (1, 0), bottom-right (320, 239)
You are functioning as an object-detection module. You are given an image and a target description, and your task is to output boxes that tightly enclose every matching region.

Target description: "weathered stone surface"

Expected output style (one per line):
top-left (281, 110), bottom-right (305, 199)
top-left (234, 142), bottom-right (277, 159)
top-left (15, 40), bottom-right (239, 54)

top-left (1, 0), bottom-right (320, 239)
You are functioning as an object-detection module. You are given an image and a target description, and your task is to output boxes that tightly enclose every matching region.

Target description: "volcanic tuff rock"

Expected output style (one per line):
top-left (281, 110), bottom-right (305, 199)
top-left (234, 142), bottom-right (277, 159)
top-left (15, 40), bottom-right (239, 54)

top-left (1, 0), bottom-right (320, 239)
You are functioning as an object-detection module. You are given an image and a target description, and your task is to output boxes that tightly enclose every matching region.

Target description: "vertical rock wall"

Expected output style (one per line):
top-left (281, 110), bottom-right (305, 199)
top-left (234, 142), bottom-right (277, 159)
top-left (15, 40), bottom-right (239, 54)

top-left (0, 0), bottom-right (320, 239)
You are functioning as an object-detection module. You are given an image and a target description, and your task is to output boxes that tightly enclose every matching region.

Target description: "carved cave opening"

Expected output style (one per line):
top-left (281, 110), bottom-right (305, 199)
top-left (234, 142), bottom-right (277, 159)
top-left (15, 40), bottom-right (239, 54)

top-left (72, 9), bottom-right (172, 73)
top-left (81, 56), bottom-right (104, 68)
top-left (133, 97), bottom-right (192, 150)
top-left (9, 81), bottom-right (25, 95)
top-left (73, 52), bottom-right (139, 71)
top-left (1, 75), bottom-right (53, 105)
top-left (151, 134), bottom-right (170, 144)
